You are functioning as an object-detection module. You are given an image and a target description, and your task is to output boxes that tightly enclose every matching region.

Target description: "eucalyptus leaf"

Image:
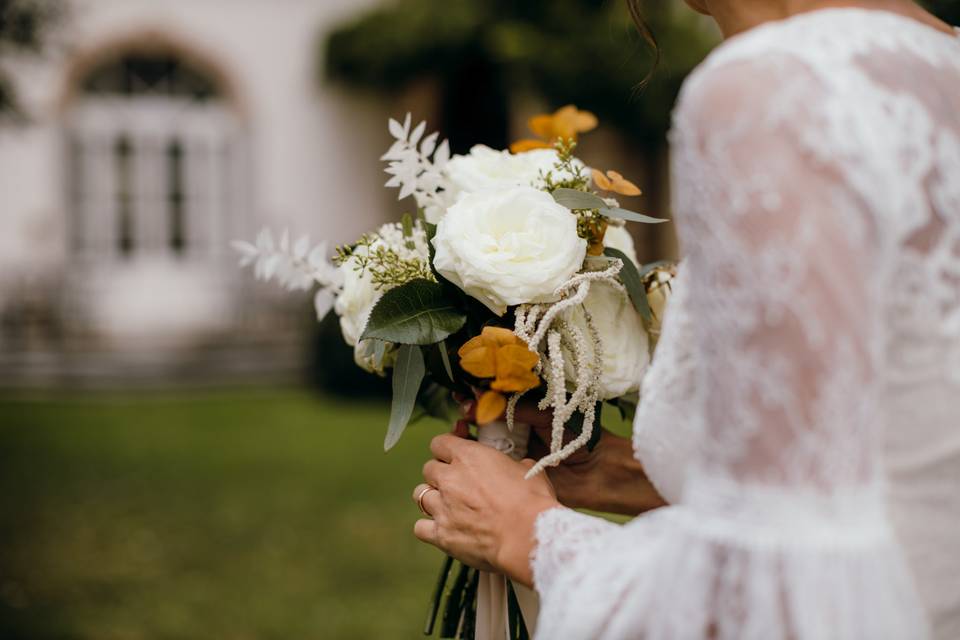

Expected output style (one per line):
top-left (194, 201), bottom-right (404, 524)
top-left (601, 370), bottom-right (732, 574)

top-left (613, 396), bottom-right (638, 422)
top-left (384, 344), bottom-right (426, 451)
top-left (419, 383), bottom-right (457, 422)
top-left (372, 340), bottom-right (387, 370)
top-left (551, 188), bottom-right (607, 211)
top-left (602, 207), bottom-right (669, 225)
top-left (438, 339), bottom-right (455, 383)
top-left (362, 279), bottom-right (467, 345)
top-left (604, 247), bottom-right (652, 323)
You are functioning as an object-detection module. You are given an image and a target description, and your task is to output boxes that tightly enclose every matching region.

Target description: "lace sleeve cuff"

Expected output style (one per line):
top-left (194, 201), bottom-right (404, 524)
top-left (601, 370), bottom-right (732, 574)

top-left (531, 507), bottom-right (620, 598)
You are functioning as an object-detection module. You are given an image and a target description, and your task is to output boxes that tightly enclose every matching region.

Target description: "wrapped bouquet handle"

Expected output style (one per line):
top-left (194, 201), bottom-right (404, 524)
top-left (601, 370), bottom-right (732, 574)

top-left (475, 421), bottom-right (539, 640)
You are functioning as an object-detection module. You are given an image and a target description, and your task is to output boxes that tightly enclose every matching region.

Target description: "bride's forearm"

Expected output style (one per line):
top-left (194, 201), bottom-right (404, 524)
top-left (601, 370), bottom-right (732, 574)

top-left (555, 432), bottom-right (667, 516)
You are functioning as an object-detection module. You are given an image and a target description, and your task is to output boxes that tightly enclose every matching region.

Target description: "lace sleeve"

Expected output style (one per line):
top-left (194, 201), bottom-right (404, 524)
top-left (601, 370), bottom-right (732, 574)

top-left (530, 54), bottom-right (930, 639)
top-left (632, 262), bottom-right (699, 504)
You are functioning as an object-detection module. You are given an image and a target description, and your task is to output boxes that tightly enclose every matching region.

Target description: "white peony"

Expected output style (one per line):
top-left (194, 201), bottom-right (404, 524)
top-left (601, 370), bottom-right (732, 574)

top-left (442, 145), bottom-right (581, 206)
top-left (602, 225), bottom-right (639, 268)
top-left (564, 281), bottom-right (649, 399)
top-left (432, 186), bottom-right (587, 315)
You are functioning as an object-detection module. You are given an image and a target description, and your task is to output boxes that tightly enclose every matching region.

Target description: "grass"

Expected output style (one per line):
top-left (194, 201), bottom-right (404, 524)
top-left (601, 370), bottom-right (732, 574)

top-left (0, 388), bottom-right (448, 640)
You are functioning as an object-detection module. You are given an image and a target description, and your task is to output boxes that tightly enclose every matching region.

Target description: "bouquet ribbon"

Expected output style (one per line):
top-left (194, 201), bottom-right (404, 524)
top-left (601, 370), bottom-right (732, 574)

top-left (475, 421), bottom-right (539, 639)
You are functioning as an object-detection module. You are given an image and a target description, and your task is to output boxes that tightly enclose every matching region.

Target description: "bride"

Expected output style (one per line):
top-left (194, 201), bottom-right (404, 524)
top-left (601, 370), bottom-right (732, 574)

top-left (409, 1), bottom-right (960, 638)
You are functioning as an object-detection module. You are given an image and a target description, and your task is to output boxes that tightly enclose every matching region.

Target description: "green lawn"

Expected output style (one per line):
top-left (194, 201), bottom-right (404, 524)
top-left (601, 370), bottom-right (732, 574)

top-left (0, 389), bottom-right (447, 640)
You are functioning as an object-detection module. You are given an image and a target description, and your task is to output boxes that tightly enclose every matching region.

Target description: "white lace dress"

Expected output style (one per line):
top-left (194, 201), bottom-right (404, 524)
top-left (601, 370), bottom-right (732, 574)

top-left (531, 9), bottom-right (960, 640)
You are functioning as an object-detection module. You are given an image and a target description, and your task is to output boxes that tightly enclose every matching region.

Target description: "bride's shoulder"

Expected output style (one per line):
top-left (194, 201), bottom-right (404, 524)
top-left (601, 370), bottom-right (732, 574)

top-left (673, 16), bottom-right (829, 132)
top-left (674, 8), bottom-right (959, 129)
top-left (671, 41), bottom-right (820, 141)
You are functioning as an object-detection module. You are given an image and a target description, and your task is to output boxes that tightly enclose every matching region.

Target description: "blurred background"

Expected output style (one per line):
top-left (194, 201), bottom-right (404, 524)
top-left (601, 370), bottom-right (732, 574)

top-left (0, 0), bottom-right (955, 638)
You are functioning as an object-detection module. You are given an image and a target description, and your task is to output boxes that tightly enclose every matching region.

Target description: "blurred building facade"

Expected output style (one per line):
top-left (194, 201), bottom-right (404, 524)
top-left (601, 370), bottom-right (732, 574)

top-left (0, 0), bottom-right (393, 386)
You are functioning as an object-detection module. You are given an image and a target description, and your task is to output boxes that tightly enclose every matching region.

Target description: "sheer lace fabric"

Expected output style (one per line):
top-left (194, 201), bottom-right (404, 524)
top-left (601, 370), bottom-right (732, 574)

top-left (532, 9), bottom-right (960, 639)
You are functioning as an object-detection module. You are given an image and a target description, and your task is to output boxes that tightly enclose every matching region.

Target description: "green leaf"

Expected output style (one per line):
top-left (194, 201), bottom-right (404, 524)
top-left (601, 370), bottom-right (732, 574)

top-left (612, 395), bottom-right (638, 422)
top-left (438, 339), bottom-right (455, 383)
top-left (604, 247), bottom-right (652, 323)
top-left (372, 340), bottom-right (387, 370)
top-left (552, 188), bottom-right (669, 225)
top-left (551, 187), bottom-right (607, 211)
top-left (384, 344), bottom-right (426, 451)
top-left (419, 383), bottom-right (457, 422)
top-left (602, 207), bottom-right (669, 225)
top-left (362, 279), bottom-right (467, 345)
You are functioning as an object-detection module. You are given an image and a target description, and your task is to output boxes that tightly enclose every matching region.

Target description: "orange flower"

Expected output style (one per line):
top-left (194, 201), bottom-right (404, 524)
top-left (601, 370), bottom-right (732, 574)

top-left (509, 105), bottom-right (598, 154)
top-left (476, 391), bottom-right (507, 426)
top-left (592, 169), bottom-right (642, 196)
top-left (458, 327), bottom-right (541, 424)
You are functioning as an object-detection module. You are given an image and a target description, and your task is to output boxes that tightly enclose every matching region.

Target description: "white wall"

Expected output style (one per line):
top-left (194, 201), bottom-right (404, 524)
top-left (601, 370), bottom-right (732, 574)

top-left (0, 0), bottom-right (394, 350)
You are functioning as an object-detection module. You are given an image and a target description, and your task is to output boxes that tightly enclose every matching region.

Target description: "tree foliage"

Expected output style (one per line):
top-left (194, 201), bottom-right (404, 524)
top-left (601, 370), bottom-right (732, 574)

top-left (923, 0), bottom-right (960, 26)
top-left (324, 0), bottom-right (716, 152)
top-left (0, 0), bottom-right (62, 117)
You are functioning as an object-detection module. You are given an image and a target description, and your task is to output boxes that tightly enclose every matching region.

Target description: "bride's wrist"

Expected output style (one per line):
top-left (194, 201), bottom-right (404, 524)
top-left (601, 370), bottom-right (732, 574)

top-left (494, 495), bottom-right (560, 589)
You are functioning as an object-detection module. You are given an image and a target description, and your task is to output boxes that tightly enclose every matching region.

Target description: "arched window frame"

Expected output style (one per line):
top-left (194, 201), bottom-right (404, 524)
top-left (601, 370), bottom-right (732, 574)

top-left (62, 37), bottom-right (246, 265)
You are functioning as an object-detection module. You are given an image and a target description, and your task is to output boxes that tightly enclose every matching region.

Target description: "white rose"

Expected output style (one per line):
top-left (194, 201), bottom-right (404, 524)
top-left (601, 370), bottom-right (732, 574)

top-left (432, 186), bottom-right (587, 315)
top-left (602, 225), bottom-right (639, 268)
top-left (443, 145), bottom-right (581, 205)
top-left (564, 281), bottom-right (649, 399)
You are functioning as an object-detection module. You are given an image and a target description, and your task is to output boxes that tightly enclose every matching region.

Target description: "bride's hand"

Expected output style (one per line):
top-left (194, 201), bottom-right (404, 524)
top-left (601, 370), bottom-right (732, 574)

top-left (460, 398), bottom-right (667, 516)
top-left (412, 434), bottom-right (560, 588)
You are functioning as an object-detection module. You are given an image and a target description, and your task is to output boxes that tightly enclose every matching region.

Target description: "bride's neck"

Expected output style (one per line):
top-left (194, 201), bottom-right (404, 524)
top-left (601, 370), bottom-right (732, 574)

top-left (709, 0), bottom-right (952, 38)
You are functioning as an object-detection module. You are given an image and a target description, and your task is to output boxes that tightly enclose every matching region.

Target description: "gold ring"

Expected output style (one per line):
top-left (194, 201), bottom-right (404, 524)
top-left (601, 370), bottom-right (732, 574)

top-left (416, 485), bottom-right (437, 517)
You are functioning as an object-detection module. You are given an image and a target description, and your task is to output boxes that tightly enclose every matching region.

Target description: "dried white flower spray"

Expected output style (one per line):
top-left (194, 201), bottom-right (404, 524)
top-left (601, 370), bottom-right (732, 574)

top-left (511, 258), bottom-right (625, 478)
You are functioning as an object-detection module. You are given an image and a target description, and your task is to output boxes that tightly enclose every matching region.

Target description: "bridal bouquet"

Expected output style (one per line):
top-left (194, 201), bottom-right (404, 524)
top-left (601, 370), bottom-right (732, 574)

top-left (234, 105), bottom-right (674, 638)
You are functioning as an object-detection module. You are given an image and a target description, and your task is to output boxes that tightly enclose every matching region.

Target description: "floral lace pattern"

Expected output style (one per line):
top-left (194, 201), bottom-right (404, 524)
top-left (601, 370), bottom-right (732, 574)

top-left (532, 9), bottom-right (960, 639)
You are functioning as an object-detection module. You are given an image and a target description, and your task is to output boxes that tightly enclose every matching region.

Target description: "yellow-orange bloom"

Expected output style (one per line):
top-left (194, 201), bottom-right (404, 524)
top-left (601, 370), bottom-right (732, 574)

top-left (476, 390), bottom-right (507, 425)
top-left (592, 169), bottom-right (642, 197)
top-left (509, 139), bottom-right (553, 153)
top-left (510, 105), bottom-right (598, 154)
top-left (458, 327), bottom-right (541, 424)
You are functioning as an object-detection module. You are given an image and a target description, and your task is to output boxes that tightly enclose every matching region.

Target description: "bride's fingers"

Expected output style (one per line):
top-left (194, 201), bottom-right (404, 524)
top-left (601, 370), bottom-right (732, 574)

top-left (412, 483), bottom-right (444, 518)
top-left (422, 460), bottom-right (447, 486)
top-left (430, 433), bottom-right (468, 463)
top-left (414, 518), bottom-right (440, 546)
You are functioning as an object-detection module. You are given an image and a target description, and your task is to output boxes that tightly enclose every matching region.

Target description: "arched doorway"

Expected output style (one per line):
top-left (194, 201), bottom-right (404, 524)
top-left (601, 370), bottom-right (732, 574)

top-left (62, 37), bottom-right (249, 344)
